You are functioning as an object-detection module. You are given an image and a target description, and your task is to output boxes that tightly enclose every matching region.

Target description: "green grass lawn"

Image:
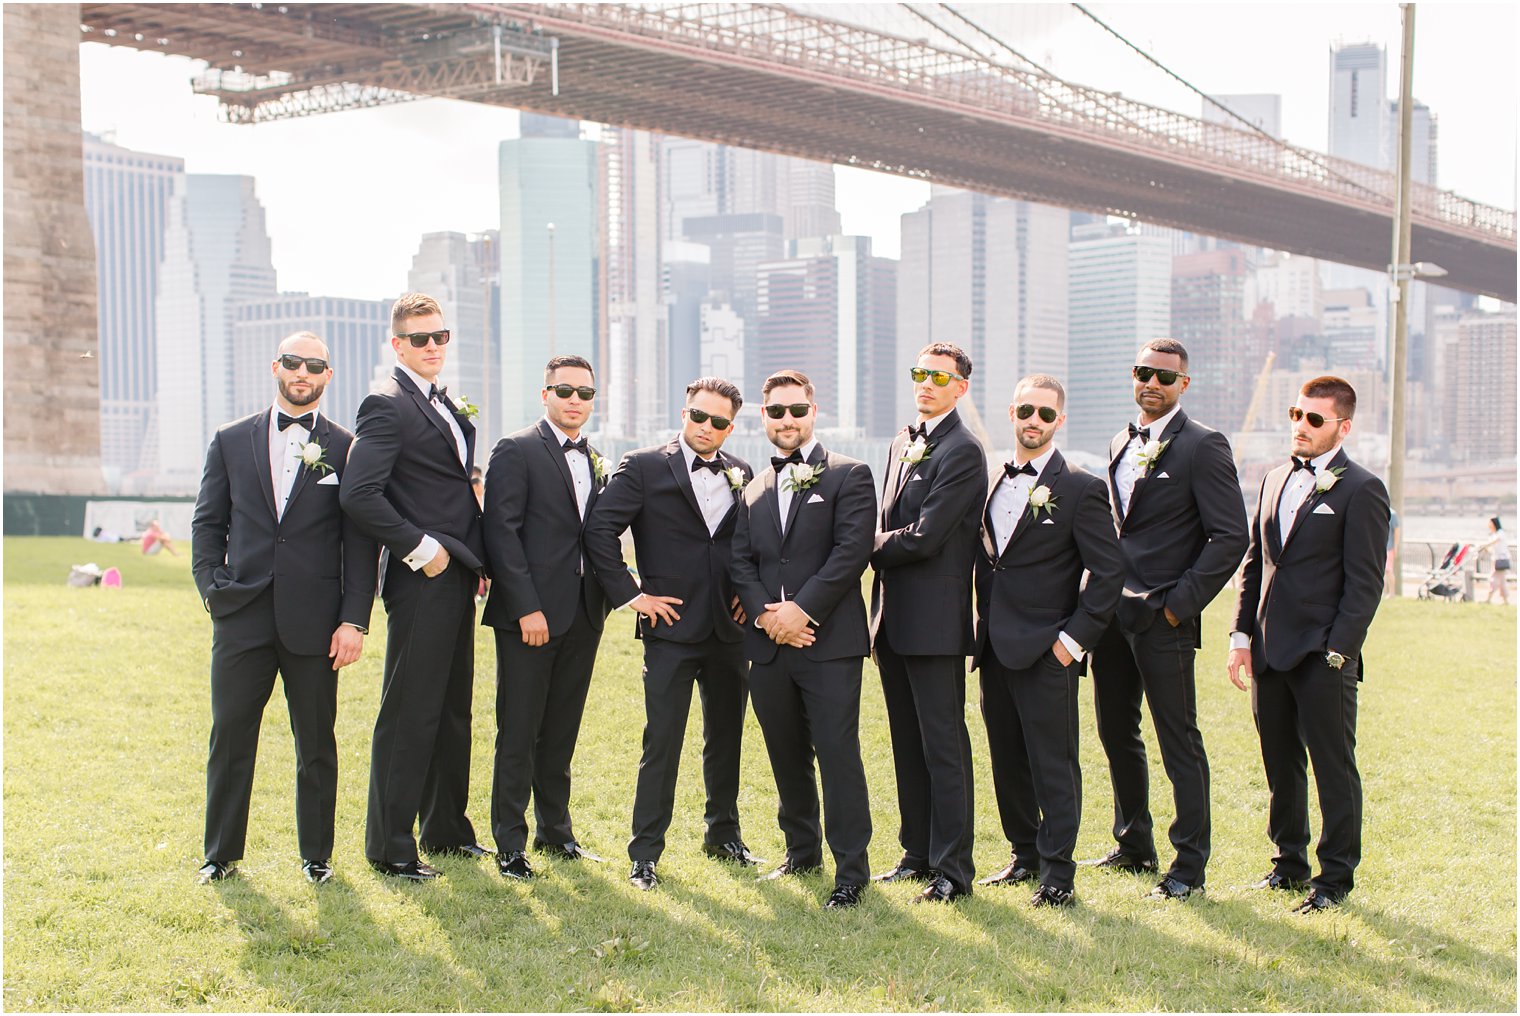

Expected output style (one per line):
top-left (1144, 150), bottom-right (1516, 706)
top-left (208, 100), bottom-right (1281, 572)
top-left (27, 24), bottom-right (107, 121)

top-left (4, 535), bottom-right (1515, 1012)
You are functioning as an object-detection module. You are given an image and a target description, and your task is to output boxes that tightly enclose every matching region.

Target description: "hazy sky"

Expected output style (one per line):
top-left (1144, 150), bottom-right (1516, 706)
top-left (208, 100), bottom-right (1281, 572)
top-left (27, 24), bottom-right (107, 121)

top-left (79, 3), bottom-right (1516, 303)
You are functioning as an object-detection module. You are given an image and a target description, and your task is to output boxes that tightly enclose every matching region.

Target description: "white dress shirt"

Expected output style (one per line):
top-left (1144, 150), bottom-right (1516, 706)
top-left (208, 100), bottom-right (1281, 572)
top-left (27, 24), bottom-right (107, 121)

top-left (895, 406), bottom-right (953, 493)
top-left (1230, 445), bottom-right (1341, 651)
top-left (268, 406), bottom-right (319, 521)
top-left (681, 436), bottom-right (735, 536)
top-left (544, 417), bottom-right (593, 520)
top-left (1114, 404), bottom-right (1181, 517)
top-left (775, 437), bottom-right (820, 536)
top-left (988, 446), bottom-right (1085, 661)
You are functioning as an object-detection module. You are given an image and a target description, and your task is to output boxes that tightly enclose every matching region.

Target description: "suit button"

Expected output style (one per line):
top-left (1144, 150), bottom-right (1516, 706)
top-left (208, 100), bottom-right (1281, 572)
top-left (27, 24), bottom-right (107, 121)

top-left (780, 558), bottom-right (789, 564)
top-left (277, 537), bottom-right (286, 544)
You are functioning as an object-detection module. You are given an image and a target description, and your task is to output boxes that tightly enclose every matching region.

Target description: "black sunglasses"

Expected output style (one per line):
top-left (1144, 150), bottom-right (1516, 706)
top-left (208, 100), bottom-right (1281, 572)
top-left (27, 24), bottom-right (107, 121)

top-left (1133, 365), bottom-right (1187, 386)
top-left (545, 383), bottom-right (597, 400)
top-left (1015, 403), bottom-right (1059, 424)
top-left (1288, 406), bottom-right (1348, 429)
top-left (763, 403), bottom-right (812, 419)
top-left (276, 354), bottom-right (329, 373)
top-left (395, 329), bottom-right (451, 347)
top-left (910, 366), bottom-right (965, 387)
top-left (686, 408), bottom-right (732, 430)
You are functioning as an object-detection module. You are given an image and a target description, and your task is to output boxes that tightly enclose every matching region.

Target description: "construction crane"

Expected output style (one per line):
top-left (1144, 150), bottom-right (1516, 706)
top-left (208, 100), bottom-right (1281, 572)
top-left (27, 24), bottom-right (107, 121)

top-left (1234, 350), bottom-right (1278, 468)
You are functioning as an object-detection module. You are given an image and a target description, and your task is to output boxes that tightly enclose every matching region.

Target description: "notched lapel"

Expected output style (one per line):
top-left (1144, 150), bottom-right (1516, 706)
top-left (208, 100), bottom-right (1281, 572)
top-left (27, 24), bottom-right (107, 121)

top-left (781, 445), bottom-right (826, 545)
top-left (283, 415), bottom-right (329, 516)
top-left (1123, 412), bottom-right (1187, 524)
top-left (1003, 452), bottom-right (1065, 559)
top-left (398, 367), bottom-right (460, 468)
top-left (538, 420), bottom-right (581, 512)
top-left (666, 441), bottom-right (706, 525)
top-left (249, 410), bottom-right (278, 520)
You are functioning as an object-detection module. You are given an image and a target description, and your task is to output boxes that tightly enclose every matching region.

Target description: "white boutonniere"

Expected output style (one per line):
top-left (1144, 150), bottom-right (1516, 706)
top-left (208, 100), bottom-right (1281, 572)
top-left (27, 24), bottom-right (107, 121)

top-left (783, 463), bottom-right (825, 493)
top-left (725, 466), bottom-right (747, 492)
top-left (1026, 483), bottom-right (1058, 519)
top-left (1136, 438), bottom-right (1169, 472)
top-left (1314, 466), bottom-right (1345, 494)
top-left (300, 441), bottom-right (334, 474)
top-left (452, 393), bottom-right (480, 420)
top-left (591, 452), bottom-right (609, 483)
top-left (901, 434), bottom-right (931, 466)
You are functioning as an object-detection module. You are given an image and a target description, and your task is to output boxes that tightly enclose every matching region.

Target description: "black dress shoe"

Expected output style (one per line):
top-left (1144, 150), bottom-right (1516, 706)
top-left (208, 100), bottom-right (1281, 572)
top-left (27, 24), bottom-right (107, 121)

top-left (872, 862), bottom-right (930, 883)
top-left (1081, 847), bottom-right (1158, 874)
top-left (824, 883), bottom-right (865, 909)
top-left (1030, 884), bottom-right (1075, 907)
top-left (369, 859), bottom-right (441, 882)
top-left (422, 842), bottom-right (492, 859)
top-left (533, 839), bottom-right (606, 862)
top-left (757, 859), bottom-right (823, 881)
top-left (977, 861), bottom-right (1038, 887)
top-left (498, 850), bottom-right (534, 880)
top-left (196, 860), bottom-right (237, 884)
top-left (1147, 875), bottom-right (1204, 900)
top-left (1292, 888), bottom-right (1342, 914)
top-left (629, 860), bottom-right (658, 891)
top-left (703, 841), bottom-right (765, 867)
top-left (1249, 871), bottom-right (1310, 892)
top-left (302, 859), bottom-right (333, 884)
top-left (912, 874), bottom-right (967, 903)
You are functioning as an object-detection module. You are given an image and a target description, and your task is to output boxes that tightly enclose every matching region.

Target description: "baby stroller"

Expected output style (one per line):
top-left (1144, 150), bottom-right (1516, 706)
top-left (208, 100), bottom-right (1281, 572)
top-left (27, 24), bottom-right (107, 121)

top-left (1417, 543), bottom-right (1473, 601)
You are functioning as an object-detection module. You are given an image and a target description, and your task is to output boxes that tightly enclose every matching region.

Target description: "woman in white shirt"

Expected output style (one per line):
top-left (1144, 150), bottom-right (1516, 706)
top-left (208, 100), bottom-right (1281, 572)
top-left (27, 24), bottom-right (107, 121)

top-left (1479, 517), bottom-right (1511, 605)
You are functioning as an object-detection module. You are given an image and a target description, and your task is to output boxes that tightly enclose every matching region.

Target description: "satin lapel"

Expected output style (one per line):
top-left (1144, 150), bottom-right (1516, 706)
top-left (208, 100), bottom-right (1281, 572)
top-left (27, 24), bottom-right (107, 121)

top-left (881, 430), bottom-right (907, 527)
top-left (584, 442), bottom-right (605, 519)
top-left (283, 414), bottom-right (328, 515)
top-left (761, 461), bottom-right (783, 542)
top-left (981, 467), bottom-right (1002, 560)
top-left (1123, 411), bottom-right (1188, 524)
top-left (666, 441), bottom-right (706, 525)
top-left (439, 394), bottom-right (474, 475)
top-left (397, 367), bottom-right (458, 463)
top-left (249, 409), bottom-right (278, 520)
top-left (1108, 430), bottom-right (1128, 529)
top-left (538, 420), bottom-right (581, 513)
top-left (781, 444), bottom-right (825, 546)
top-left (1264, 464), bottom-right (1290, 561)
top-left (713, 451), bottom-right (745, 535)
top-left (1002, 451), bottom-right (1065, 560)
top-left (1280, 449), bottom-right (1347, 556)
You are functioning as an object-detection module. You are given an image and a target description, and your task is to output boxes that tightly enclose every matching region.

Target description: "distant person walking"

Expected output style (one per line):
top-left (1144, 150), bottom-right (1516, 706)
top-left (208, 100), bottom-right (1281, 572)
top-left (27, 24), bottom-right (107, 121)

top-left (1480, 517), bottom-right (1510, 605)
top-left (1383, 509), bottom-right (1400, 597)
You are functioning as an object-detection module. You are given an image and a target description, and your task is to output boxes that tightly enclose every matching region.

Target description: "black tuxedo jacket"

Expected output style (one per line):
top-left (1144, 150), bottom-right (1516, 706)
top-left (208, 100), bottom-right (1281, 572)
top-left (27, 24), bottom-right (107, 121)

top-left (481, 419), bottom-right (611, 636)
top-left (584, 438), bottom-right (753, 644)
top-left (1231, 449), bottom-right (1389, 677)
top-left (191, 409), bottom-right (377, 656)
top-left (729, 444), bottom-right (875, 664)
top-left (973, 450), bottom-right (1124, 672)
top-left (869, 409), bottom-right (987, 656)
top-left (1106, 409), bottom-right (1248, 634)
top-left (339, 366), bottom-right (485, 576)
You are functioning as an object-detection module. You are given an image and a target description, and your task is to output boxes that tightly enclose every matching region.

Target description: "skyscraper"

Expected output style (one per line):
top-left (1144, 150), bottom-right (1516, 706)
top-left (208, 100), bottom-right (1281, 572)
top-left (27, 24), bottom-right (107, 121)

top-left (408, 229), bottom-right (501, 442)
top-left (1329, 43), bottom-right (1389, 171)
top-left (602, 126), bottom-right (667, 439)
top-left (1451, 309), bottom-right (1516, 463)
top-left (83, 133), bottom-right (184, 489)
top-left (155, 174), bottom-right (277, 492)
top-left (1171, 249), bottom-right (1257, 433)
top-left (499, 113), bottom-right (597, 433)
top-left (664, 241), bottom-right (711, 416)
top-left (1066, 222), bottom-right (1172, 455)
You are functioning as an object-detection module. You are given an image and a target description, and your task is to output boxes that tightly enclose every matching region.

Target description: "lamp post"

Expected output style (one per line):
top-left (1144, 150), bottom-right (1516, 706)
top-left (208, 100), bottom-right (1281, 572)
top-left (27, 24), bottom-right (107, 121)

top-left (546, 221), bottom-right (557, 359)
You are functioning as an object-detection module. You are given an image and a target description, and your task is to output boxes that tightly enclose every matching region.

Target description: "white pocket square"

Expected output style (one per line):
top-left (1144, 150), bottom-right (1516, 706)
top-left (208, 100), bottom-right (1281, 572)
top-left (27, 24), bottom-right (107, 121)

top-left (1041, 518), bottom-right (1055, 525)
top-left (1312, 503), bottom-right (1335, 515)
top-left (807, 493), bottom-right (825, 504)
top-left (1156, 471), bottom-right (1171, 479)
top-left (317, 472), bottom-right (340, 486)
top-left (908, 473), bottom-right (926, 481)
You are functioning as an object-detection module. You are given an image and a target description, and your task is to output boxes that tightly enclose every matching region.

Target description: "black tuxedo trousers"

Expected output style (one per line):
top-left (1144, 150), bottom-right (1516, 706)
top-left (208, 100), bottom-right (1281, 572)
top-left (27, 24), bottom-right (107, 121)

top-left (365, 561), bottom-right (479, 864)
top-left (204, 587), bottom-right (339, 864)
top-left (628, 634), bottom-right (748, 862)
top-left (979, 645), bottom-right (1083, 892)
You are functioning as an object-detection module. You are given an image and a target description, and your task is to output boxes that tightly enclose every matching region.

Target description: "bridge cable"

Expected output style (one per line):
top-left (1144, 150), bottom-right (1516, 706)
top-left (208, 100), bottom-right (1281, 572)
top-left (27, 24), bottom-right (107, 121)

top-left (1069, 2), bottom-right (1388, 203)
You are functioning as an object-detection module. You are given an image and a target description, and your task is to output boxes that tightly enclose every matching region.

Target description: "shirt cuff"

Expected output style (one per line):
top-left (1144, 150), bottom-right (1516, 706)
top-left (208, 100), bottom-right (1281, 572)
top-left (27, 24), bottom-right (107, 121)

top-left (1057, 631), bottom-right (1085, 662)
top-left (404, 534), bottom-right (440, 571)
top-left (620, 592), bottom-right (642, 610)
top-left (341, 622), bottom-right (368, 635)
top-left (1229, 631), bottom-right (1251, 651)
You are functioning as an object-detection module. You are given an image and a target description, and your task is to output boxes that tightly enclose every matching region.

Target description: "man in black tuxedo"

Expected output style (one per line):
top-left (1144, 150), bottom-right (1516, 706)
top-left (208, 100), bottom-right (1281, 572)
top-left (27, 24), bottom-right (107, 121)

top-left (584, 377), bottom-right (759, 891)
top-left (869, 343), bottom-right (986, 903)
top-left (974, 375), bottom-right (1123, 908)
top-left (1228, 375), bottom-right (1389, 914)
top-left (730, 369), bottom-right (877, 909)
top-left (191, 331), bottom-right (377, 885)
top-left (482, 354), bottom-right (612, 879)
top-left (1087, 338), bottom-right (1248, 900)
top-left (341, 293), bottom-right (489, 881)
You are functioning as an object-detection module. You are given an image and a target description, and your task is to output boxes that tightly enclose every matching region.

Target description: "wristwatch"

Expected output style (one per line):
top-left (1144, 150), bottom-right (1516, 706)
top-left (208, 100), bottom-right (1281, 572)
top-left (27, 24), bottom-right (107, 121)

top-left (1325, 651), bottom-right (1346, 670)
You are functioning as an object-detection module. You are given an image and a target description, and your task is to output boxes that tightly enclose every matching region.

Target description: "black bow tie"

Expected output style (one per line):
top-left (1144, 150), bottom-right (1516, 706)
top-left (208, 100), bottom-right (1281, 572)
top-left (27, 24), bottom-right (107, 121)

top-left (429, 384), bottom-right (448, 402)
top-left (277, 412), bottom-right (314, 432)
top-left (1291, 457), bottom-right (1316, 475)
top-left (907, 423), bottom-right (928, 441)
top-left (691, 457), bottom-right (724, 474)
top-left (771, 451), bottom-right (804, 472)
top-left (562, 437), bottom-right (588, 454)
top-left (1004, 461), bottom-right (1039, 479)
top-left (1128, 423), bottom-right (1151, 442)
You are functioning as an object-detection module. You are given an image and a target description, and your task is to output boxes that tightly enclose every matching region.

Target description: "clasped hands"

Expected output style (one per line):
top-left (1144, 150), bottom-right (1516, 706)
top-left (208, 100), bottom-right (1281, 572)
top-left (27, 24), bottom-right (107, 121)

top-left (758, 600), bottom-right (815, 647)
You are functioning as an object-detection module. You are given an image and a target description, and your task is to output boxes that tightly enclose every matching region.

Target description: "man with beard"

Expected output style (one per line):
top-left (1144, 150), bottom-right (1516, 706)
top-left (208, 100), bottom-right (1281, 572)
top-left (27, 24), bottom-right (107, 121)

top-left (191, 331), bottom-right (377, 885)
top-left (1228, 376), bottom-right (1388, 914)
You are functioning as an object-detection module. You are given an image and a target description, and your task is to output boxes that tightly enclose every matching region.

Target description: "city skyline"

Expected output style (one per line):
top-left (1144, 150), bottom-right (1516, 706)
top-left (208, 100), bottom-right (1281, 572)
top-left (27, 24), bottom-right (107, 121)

top-left (79, 4), bottom-right (1516, 304)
